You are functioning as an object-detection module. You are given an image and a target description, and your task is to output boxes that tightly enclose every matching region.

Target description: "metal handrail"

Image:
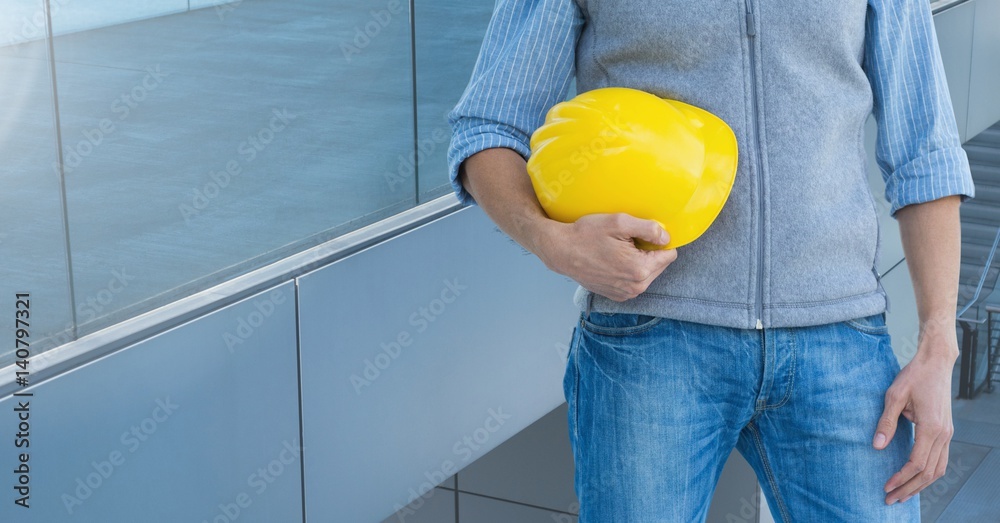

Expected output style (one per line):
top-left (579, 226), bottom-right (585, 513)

top-left (0, 195), bottom-right (464, 398)
top-left (931, 0), bottom-right (973, 14)
top-left (957, 226), bottom-right (1000, 318)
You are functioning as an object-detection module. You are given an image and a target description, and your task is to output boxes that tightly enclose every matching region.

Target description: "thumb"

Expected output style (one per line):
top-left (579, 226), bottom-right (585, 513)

top-left (612, 214), bottom-right (669, 246)
top-left (874, 388), bottom-right (906, 450)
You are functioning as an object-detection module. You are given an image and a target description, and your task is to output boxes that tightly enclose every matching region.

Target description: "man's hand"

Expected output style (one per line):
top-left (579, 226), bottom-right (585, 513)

top-left (459, 148), bottom-right (677, 302)
top-left (536, 213), bottom-right (678, 302)
top-left (874, 328), bottom-right (957, 505)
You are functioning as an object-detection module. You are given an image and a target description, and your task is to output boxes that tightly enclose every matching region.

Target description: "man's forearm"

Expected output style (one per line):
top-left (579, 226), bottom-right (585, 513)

top-left (896, 195), bottom-right (963, 359)
top-left (459, 148), bottom-right (559, 263)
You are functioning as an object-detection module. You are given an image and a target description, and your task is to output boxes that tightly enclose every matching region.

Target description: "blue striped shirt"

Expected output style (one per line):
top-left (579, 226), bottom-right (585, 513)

top-left (447, 0), bottom-right (975, 217)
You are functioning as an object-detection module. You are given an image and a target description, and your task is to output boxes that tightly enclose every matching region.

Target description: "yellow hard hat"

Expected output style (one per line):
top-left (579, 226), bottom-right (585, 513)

top-left (527, 87), bottom-right (738, 250)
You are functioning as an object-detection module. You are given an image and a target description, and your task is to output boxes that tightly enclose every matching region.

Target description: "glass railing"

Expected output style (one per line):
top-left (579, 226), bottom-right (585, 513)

top-left (957, 226), bottom-right (1000, 398)
top-left (958, 226), bottom-right (1000, 317)
top-left (0, 0), bottom-right (497, 366)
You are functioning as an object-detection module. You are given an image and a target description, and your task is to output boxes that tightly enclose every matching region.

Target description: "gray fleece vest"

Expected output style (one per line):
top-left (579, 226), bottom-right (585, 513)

top-left (571, 0), bottom-right (888, 329)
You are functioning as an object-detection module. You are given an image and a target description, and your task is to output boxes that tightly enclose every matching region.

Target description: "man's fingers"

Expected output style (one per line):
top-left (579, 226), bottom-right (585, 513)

top-left (883, 421), bottom-right (939, 496)
top-left (874, 387), bottom-right (906, 449)
top-left (912, 436), bottom-right (950, 501)
top-left (640, 247), bottom-right (678, 269)
top-left (609, 213), bottom-right (669, 246)
top-left (886, 432), bottom-right (948, 504)
top-left (637, 249), bottom-right (677, 286)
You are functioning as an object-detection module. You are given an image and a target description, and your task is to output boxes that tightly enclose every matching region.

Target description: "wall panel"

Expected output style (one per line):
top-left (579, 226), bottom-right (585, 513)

top-left (297, 207), bottom-right (580, 522)
top-left (934, 1), bottom-right (976, 144)
top-left (968, 0), bottom-right (1000, 137)
top-left (0, 281), bottom-right (302, 522)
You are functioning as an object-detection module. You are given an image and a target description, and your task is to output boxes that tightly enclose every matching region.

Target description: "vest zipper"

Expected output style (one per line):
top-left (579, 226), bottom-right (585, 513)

top-left (745, 0), bottom-right (765, 330)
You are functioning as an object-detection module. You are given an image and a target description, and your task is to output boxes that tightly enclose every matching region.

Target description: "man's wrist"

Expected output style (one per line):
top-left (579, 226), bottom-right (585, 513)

top-left (915, 340), bottom-right (960, 362)
top-left (914, 314), bottom-right (961, 361)
top-left (522, 217), bottom-right (562, 265)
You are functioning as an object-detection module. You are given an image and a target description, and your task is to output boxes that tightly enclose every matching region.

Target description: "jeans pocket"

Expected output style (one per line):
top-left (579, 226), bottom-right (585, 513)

top-left (843, 312), bottom-right (890, 336)
top-left (581, 311), bottom-right (663, 337)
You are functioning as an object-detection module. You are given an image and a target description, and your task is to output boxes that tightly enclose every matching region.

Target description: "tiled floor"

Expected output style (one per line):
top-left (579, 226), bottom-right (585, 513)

top-left (381, 405), bottom-right (578, 523)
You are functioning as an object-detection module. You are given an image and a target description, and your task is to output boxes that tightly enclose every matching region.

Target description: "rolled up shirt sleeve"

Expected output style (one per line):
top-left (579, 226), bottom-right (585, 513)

top-left (447, 0), bottom-right (584, 206)
top-left (864, 0), bottom-right (976, 217)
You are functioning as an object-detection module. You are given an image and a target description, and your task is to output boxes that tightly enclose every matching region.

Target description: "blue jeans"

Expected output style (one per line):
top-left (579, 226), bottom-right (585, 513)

top-left (563, 311), bottom-right (919, 522)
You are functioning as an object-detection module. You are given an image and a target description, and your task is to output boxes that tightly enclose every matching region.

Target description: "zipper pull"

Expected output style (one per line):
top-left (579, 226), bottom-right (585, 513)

top-left (746, 13), bottom-right (756, 37)
top-left (756, 318), bottom-right (763, 330)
